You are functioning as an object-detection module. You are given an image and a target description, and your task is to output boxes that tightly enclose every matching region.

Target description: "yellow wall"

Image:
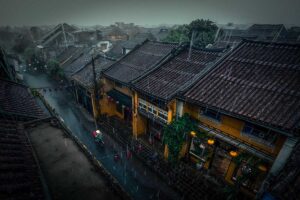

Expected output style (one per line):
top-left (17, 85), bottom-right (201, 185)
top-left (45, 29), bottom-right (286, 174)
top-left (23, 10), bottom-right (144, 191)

top-left (132, 91), bottom-right (148, 137)
top-left (182, 103), bottom-right (286, 157)
top-left (98, 77), bottom-right (133, 120)
top-left (132, 92), bottom-right (177, 138)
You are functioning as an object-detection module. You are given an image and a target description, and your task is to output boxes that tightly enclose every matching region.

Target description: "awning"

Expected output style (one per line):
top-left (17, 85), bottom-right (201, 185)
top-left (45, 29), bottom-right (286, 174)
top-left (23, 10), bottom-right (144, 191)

top-left (107, 89), bottom-right (132, 109)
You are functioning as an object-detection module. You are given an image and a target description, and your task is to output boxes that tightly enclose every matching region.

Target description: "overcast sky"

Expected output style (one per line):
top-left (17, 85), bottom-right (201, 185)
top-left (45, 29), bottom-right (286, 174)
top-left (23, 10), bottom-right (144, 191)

top-left (0, 0), bottom-right (299, 26)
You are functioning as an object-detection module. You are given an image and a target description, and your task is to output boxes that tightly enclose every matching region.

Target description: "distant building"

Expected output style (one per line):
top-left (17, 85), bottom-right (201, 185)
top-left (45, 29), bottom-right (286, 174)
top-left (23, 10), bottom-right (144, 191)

top-left (0, 46), bottom-right (17, 81)
top-left (286, 26), bottom-right (300, 43)
top-left (103, 26), bottom-right (129, 41)
top-left (38, 23), bottom-right (77, 48)
top-left (246, 24), bottom-right (288, 41)
top-left (121, 32), bottom-right (156, 54)
top-left (213, 24), bottom-right (289, 48)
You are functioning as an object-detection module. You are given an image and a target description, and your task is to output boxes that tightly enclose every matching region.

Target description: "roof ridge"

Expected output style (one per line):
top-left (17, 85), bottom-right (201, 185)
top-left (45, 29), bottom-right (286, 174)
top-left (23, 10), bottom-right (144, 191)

top-left (242, 39), bottom-right (300, 47)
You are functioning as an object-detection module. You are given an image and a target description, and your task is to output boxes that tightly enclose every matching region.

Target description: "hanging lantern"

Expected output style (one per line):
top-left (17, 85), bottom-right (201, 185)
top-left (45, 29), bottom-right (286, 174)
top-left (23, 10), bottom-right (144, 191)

top-left (190, 131), bottom-right (196, 137)
top-left (229, 150), bottom-right (238, 157)
top-left (258, 164), bottom-right (267, 172)
top-left (116, 101), bottom-right (119, 104)
top-left (207, 139), bottom-right (215, 145)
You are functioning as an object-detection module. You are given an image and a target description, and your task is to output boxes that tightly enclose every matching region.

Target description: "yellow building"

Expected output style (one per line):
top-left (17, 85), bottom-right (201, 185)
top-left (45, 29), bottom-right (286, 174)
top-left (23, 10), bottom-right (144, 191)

top-left (100, 40), bottom-right (177, 125)
top-left (131, 46), bottom-right (224, 153)
top-left (178, 40), bottom-right (300, 195)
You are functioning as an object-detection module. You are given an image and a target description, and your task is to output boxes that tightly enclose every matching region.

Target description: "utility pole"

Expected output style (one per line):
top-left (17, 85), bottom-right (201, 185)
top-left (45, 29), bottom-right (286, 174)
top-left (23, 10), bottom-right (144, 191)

top-left (92, 55), bottom-right (99, 129)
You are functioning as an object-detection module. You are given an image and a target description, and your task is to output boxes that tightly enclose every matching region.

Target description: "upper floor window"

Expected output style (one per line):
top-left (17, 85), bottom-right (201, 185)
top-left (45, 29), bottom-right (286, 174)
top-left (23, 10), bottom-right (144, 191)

top-left (241, 122), bottom-right (277, 146)
top-left (115, 81), bottom-right (123, 88)
top-left (201, 109), bottom-right (221, 122)
top-left (138, 98), bottom-right (168, 123)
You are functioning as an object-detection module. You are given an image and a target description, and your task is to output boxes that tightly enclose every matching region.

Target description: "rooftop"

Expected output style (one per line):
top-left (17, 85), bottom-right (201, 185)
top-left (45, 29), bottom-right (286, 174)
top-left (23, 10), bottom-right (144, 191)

top-left (63, 48), bottom-right (93, 78)
top-left (27, 122), bottom-right (121, 200)
top-left (103, 40), bottom-right (178, 84)
top-left (0, 79), bottom-right (46, 119)
top-left (183, 40), bottom-right (300, 134)
top-left (71, 56), bottom-right (114, 90)
top-left (0, 120), bottom-right (45, 200)
top-left (133, 46), bottom-right (224, 101)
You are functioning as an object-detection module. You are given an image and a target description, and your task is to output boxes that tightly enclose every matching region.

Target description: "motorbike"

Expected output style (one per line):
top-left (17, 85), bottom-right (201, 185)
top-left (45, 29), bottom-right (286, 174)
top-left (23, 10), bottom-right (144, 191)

top-left (92, 130), bottom-right (104, 146)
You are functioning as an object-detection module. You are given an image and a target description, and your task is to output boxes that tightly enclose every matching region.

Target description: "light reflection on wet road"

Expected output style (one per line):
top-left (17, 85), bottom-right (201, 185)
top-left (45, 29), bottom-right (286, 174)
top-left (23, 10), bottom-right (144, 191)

top-left (23, 72), bottom-right (181, 200)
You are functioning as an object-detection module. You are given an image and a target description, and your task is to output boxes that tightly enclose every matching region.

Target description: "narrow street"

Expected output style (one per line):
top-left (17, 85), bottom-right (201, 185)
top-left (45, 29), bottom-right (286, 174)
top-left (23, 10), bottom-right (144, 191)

top-left (23, 71), bottom-right (181, 200)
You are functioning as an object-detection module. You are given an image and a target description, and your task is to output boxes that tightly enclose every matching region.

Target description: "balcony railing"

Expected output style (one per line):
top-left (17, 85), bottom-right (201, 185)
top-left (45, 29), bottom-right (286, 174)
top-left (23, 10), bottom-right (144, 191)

top-left (138, 108), bottom-right (168, 126)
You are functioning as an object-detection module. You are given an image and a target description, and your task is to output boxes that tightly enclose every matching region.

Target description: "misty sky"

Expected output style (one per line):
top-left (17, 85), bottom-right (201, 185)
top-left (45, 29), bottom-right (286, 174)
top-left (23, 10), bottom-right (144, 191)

top-left (0, 0), bottom-right (299, 26)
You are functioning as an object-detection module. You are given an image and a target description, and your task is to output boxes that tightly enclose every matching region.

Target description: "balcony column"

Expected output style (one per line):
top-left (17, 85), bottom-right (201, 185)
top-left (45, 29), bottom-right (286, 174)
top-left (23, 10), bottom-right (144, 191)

top-left (269, 136), bottom-right (298, 175)
top-left (176, 100), bottom-right (184, 117)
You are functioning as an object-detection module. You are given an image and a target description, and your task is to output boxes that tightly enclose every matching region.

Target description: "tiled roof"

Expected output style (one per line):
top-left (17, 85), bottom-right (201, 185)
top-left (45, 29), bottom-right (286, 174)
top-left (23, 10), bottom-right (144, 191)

top-left (246, 24), bottom-right (287, 40)
top-left (58, 47), bottom-right (87, 69)
top-left (0, 120), bottom-right (44, 199)
top-left (103, 40), bottom-right (178, 84)
top-left (133, 46), bottom-right (223, 100)
top-left (183, 40), bottom-right (300, 134)
top-left (0, 79), bottom-right (46, 119)
top-left (56, 46), bottom-right (78, 63)
top-left (105, 41), bottom-right (126, 59)
top-left (71, 56), bottom-right (114, 90)
top-left (63, 48), bottom-right (92, 78)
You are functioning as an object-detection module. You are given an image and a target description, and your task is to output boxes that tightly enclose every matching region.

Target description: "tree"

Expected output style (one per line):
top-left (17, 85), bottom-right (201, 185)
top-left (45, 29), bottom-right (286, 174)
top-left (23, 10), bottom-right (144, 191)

top-left (47, 59), bottom-right (64, 79)
top-left (163, 19), bottom-right (218, 47)
top-left (163, 114), bottom-right (201, 163)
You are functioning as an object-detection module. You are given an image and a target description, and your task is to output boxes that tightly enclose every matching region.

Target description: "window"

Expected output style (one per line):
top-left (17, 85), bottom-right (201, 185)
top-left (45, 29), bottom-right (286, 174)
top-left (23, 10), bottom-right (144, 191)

top-left (138, 99), bottom-right (147, 111)
top-left (241, 122), bottom-right (277, 146)
top-left (115, 81), bottom-right (123, 88)
top-left (201, 109), bottom-right (221, 122)
top-left (116, 103), bottom-right (123, 114)
top-left (138, 98), bottom-right (168, 123)
top-left (158, 110), bottom-right (168, 122)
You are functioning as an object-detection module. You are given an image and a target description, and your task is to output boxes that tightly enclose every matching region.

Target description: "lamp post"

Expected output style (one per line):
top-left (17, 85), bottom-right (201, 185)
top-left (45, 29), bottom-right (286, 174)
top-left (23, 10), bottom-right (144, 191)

top-left (92, 53), bottom-right (99, 130)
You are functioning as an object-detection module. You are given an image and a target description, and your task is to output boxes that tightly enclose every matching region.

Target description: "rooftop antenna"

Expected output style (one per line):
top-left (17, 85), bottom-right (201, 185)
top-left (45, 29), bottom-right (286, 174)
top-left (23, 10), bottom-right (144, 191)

top-left (214, 27), bottom-right (221, 42)
top-left (272, 25), bottom-right (284, 42)
top-left (188, 31), bottom-right (195, 61)
top-left (61, 23), bottom-right (68, 48)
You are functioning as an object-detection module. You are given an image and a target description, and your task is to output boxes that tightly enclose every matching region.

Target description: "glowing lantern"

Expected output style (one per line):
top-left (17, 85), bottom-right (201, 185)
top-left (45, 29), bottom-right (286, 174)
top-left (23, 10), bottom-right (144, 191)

top-left (207, 139), bottom-right (215, 145)
top-left (229, 150), bottom-right (238, 157)
top-left (258, 164), bottom-right (267, 172)
top-left (190, 131), bottom-right (196, 137)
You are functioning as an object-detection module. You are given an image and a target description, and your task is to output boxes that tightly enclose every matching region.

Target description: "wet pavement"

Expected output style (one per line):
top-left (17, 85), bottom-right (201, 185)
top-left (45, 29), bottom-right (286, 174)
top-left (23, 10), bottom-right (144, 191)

top-left (23, 72), bottom-right (181, 200)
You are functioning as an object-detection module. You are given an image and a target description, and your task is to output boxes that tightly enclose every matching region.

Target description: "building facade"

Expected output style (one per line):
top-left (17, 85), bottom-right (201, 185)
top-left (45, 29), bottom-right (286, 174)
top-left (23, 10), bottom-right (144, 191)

top-left (100, 40), bottom-right (177, 126)
top-left (179, 40), bottom-right (300, 195)
top-left (132, 45), bottom-right (224, 152)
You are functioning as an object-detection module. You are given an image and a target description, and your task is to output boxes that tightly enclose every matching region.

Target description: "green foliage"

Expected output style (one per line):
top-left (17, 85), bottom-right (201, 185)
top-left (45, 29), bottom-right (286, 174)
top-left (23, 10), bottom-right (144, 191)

top-left (24, 47), bottom-right (35, 61)
top-left (163, 25), bottom-right (190, 44)
top-left (47, 59), bottom-right (64, 78)
top-left (163, 19), bottom-right (218, 47)
top-left (163, 114), bottom-right (199, 163)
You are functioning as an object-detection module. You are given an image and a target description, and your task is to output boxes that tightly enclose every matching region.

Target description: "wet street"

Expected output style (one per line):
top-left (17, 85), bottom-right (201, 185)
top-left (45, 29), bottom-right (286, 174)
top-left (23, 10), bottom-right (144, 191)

top-left (23, 72), bottom-right (181, 200)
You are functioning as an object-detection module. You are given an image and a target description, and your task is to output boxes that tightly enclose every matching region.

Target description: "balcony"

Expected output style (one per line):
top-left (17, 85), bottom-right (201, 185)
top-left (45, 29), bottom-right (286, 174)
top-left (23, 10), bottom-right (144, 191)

top-left (138, 107), bottom-right (167, 126)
